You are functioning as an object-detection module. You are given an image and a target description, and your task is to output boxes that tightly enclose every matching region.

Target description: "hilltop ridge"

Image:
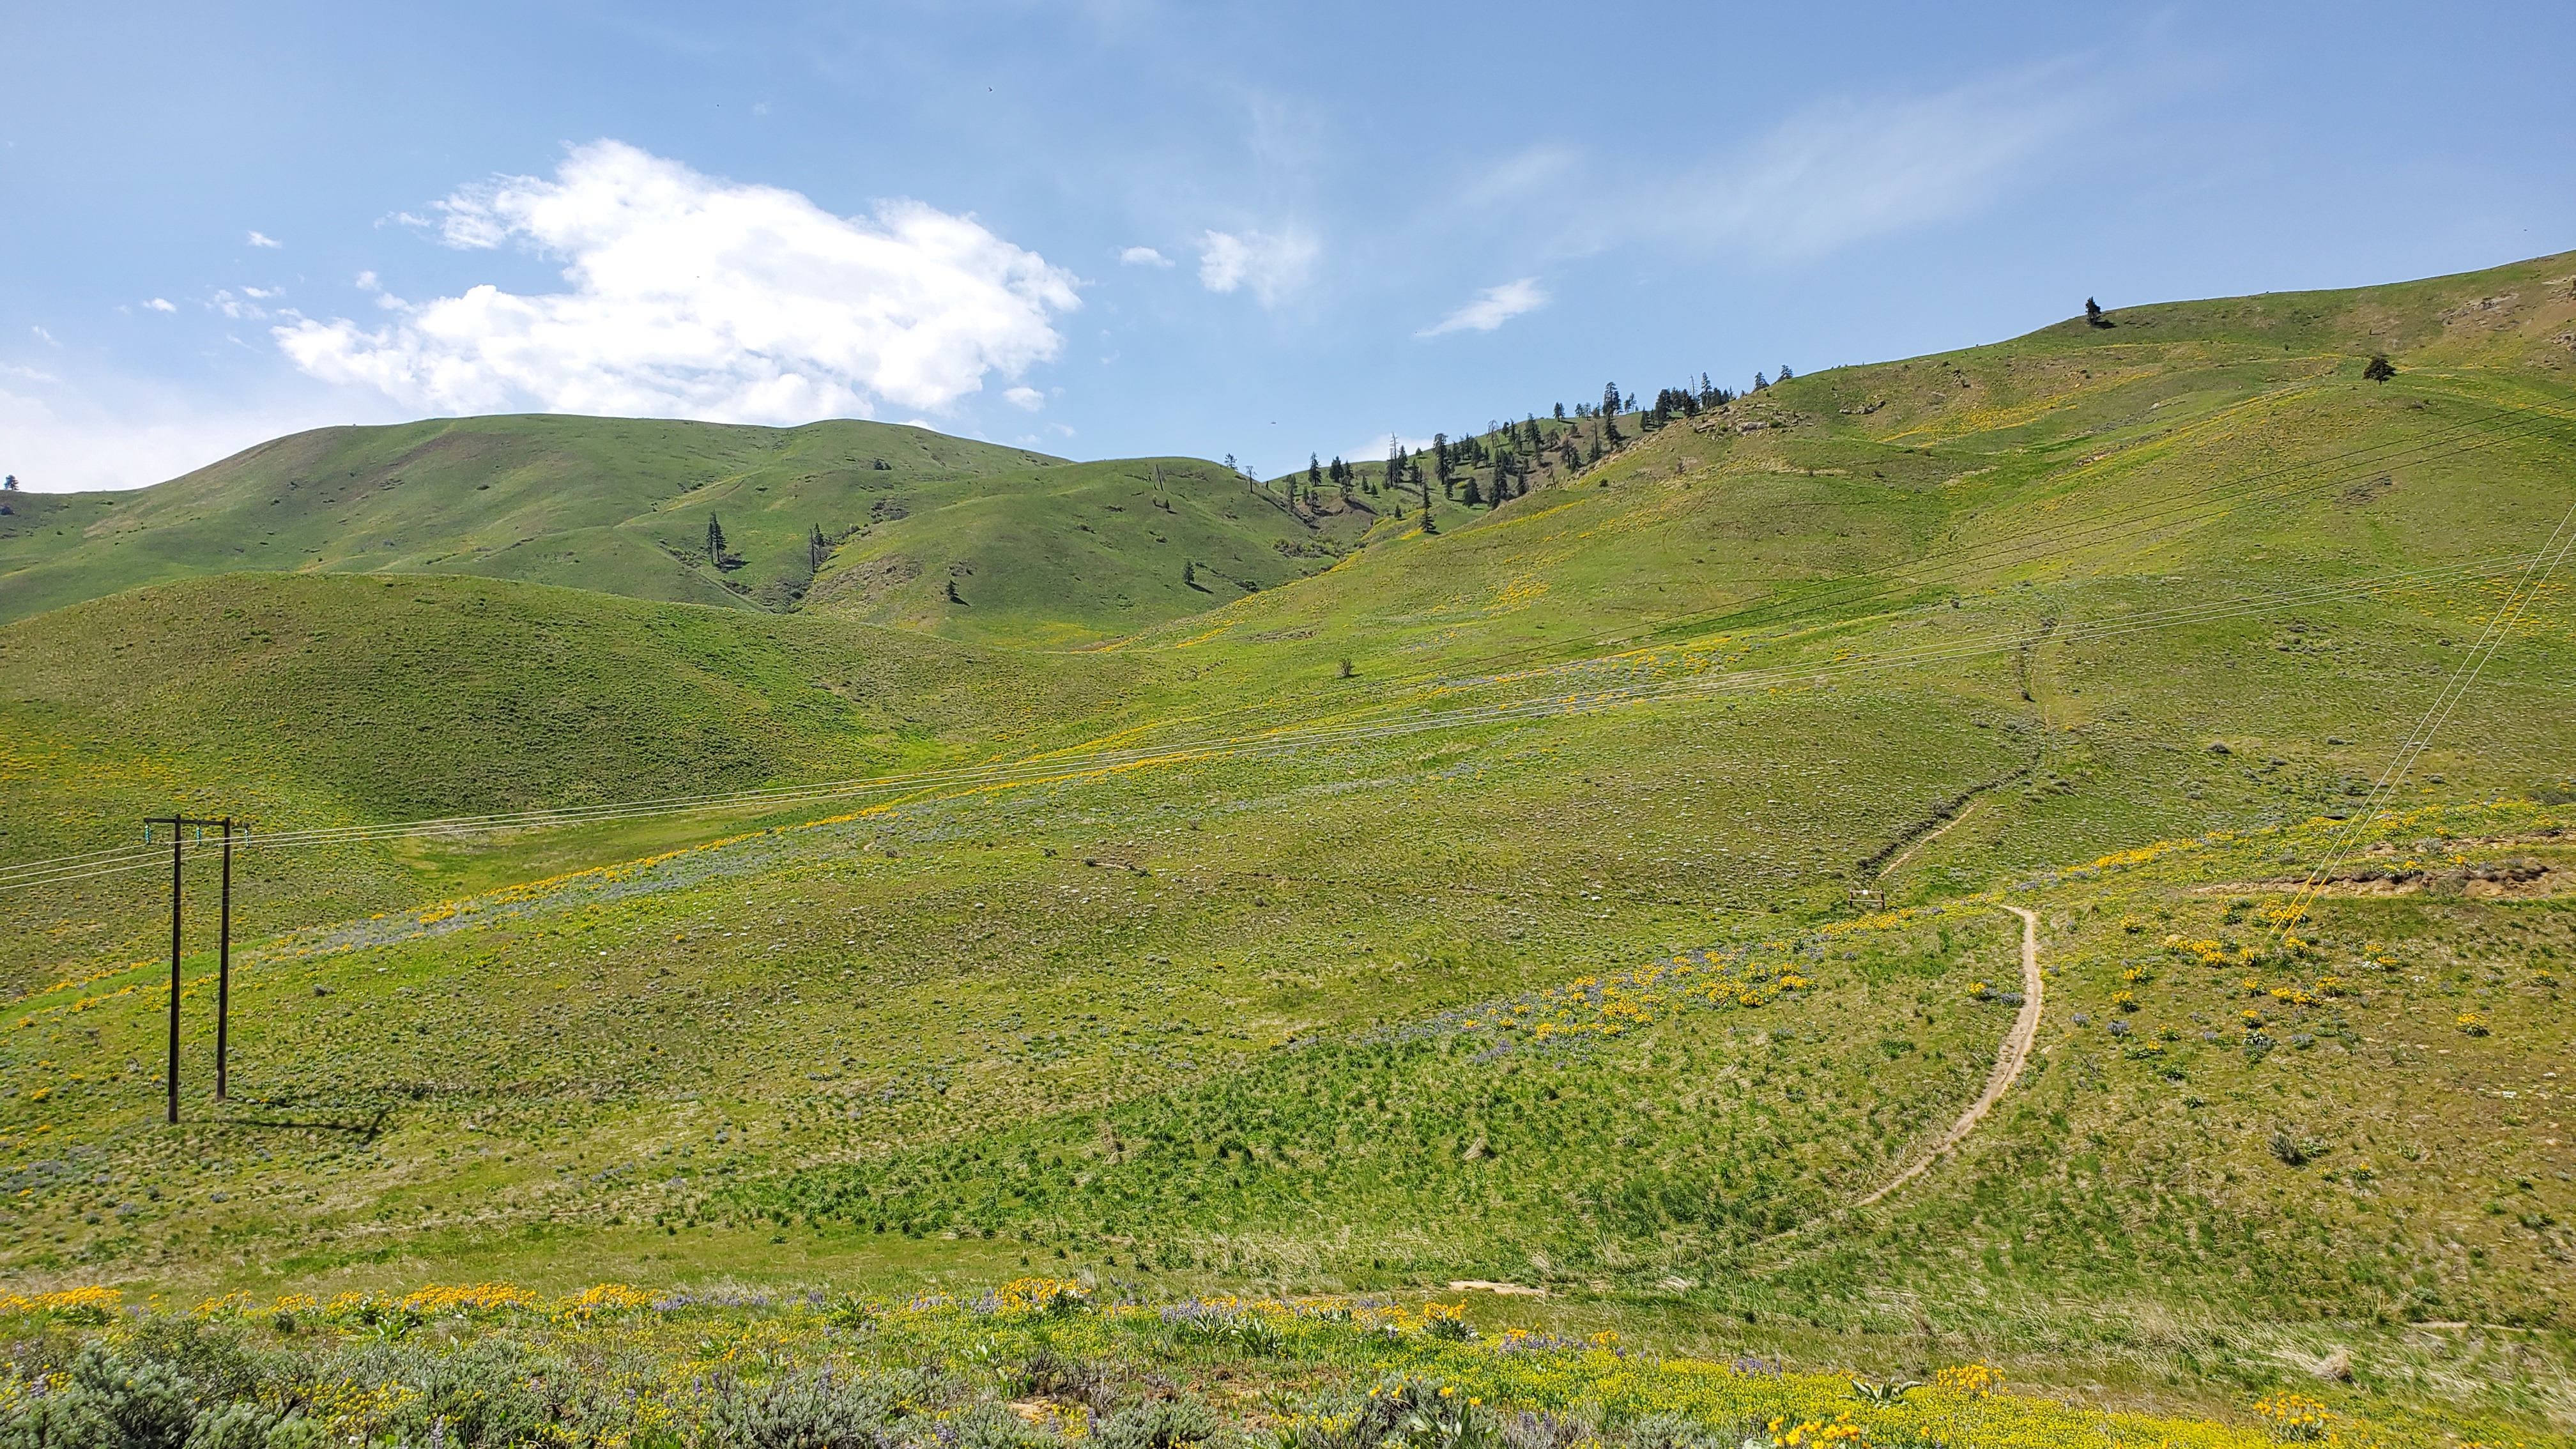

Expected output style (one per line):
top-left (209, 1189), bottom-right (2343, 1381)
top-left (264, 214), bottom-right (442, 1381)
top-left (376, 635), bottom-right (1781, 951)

top-left (2, 250), bottom-right (2573, 1444)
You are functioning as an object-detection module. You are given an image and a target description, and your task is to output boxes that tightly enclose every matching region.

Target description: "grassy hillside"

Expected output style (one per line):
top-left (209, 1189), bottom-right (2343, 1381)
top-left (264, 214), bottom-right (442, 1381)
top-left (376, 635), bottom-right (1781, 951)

top-left (0, 572), bottom-right (1159, 993)
top-left (804, 456), bottom-right (1374, 646)
top-left (0, 417), bottom-right (1372, 645)
top-left (3, 250), bottom-right (2575, 1443)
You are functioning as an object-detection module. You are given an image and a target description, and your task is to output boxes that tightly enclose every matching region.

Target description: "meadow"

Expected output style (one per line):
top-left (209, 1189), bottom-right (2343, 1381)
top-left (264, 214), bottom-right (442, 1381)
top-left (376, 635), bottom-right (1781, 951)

top-left (3, 250), bottom-right (2574, 1445)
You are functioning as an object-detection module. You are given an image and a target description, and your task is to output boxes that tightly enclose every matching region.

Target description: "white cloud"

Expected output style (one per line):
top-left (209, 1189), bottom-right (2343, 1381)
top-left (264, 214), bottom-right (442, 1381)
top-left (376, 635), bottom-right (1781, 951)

top-left (30, 326), bottom-right (58, 347)
top-left (145, 298), bottom-right (177, 313)
top-left (209, 290), bottom-right (267, 320)
top-left (1004, 385), bottom-right (1044, 411)
top-left (1197, 227), bottom-right (1316, 306)
top-left (275, 140), bottom-right (1080, 423)
top-left (1420, 277), bottom-right (1547, 336)
top-left (248, 231), bottom-right (282, 248)
top-left (1457, 144), bottom-right (1582, 208)
top-left (1640, 70), bottom-right (2101, 261)
top-left (1347, 432), bottom-right (1434, 463)
top-left (1118, 245), bottom-right (1172, 268)
top-left (0, 381), bottom-right (383, 493)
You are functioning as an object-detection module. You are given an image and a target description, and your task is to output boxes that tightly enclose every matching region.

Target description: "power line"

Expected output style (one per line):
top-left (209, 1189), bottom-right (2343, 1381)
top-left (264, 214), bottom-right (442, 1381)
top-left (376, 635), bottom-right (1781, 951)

top-left (2268, 498), bottom-right (2576, 942)
top-left (4, 550), bottom-right (2544, 894)
top-left (10, 401), bottom-right (2564, 893)
top-left (1101, 394), bottom-right (2576, 749)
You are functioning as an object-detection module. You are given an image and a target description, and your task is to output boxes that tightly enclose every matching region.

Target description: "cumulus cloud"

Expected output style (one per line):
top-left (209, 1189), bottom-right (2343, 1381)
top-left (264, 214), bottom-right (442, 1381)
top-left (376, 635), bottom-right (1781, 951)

top-left (1420, 277), bottom-right (1546, 336)
top-left (248, 231), bottom-right (282, 248)
top-left (145, 298), bottom-right (177, 313)
top-left (275, 140), bottom-right (1080, 423)
top-left (1004, 385), bottom-right (1044, 411)
top-left (1197, 228), bottom-right (1316, 305)
top-left (1118, 245), bottom-right (1172, 267)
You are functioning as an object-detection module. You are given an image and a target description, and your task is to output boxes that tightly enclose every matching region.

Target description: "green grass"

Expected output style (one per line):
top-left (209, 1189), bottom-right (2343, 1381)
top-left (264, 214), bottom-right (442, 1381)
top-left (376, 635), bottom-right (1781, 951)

top-left (3, 249), bottom-right (2575, 1438)
top-left (0, 418), bottom-right (1373, 645)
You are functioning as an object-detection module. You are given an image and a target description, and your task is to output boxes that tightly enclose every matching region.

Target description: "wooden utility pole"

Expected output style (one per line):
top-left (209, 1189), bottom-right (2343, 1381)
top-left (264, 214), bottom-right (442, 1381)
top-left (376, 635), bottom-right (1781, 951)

top-left (216, 819), bottom-right (233, 1101)
top-left (146, 815), bottom-right (237, 1123)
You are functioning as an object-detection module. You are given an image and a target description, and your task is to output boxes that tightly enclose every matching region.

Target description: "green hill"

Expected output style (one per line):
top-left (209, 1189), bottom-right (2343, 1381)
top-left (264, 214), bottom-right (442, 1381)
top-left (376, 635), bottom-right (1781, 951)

top-left (0, 416), bottom-right (1374, 645)
top-left (3, 250), bottom-right (2574, 1445)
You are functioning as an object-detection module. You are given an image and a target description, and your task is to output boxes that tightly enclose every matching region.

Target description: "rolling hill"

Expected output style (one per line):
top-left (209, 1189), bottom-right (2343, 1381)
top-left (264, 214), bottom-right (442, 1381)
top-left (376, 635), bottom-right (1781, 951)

top-left (0, 416), bottom-right (1375, 645)
top-left (2, 250), bottom-right (2573, 1446)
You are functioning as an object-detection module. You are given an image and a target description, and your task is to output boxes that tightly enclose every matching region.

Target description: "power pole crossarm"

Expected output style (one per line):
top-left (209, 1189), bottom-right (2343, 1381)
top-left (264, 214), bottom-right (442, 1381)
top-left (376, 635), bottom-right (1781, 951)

top-left (145, 813), bottom-right (240, 1124)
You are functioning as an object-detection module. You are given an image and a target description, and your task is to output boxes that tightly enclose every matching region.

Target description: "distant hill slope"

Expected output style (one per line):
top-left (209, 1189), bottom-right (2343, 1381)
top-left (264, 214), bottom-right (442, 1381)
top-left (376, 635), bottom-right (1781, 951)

top-left (0, 416), bottom-right (1370, 643)
top-left (6, 252), bottom-right (2576, 1440)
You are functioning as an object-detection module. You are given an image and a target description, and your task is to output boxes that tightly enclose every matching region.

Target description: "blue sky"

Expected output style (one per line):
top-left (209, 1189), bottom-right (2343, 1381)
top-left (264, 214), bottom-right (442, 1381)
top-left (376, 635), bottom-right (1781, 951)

top-left (4, 1), bottom-right (2571, 491)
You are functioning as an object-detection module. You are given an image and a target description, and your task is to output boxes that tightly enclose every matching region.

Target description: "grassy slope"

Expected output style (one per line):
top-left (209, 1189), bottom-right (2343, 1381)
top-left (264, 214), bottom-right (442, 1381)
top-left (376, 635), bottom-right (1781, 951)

top-left (0, 417), bottom-right (1370, 646)
top-left (4, 251), bottom-right (2575, 1439)
top-left (0, 573), bottom-right (1160, 993)
top-left (804, 456), bottom-right (1373, 647)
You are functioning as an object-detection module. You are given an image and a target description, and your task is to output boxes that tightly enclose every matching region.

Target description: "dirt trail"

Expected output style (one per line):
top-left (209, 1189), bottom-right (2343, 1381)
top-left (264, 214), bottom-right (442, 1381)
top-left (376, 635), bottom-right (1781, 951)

top-left (1876, 799), bottom-right (1981, 879)
top-left (1857, 904), bottom-right (2041, 1208)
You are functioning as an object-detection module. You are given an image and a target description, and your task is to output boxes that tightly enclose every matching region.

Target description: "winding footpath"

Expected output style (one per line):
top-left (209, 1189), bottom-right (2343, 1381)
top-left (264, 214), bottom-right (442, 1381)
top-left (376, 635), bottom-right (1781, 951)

top-left (1855, 905), bottom-right (2043, 1208)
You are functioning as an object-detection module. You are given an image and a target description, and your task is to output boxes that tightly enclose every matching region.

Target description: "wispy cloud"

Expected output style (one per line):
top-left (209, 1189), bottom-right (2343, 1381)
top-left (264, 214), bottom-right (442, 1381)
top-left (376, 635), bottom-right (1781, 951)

top-left (1118, 245), bottom-right (1172, 268)
top-left (1456, 144), bottom-right (1581, 208)
top-left (1641, 69), bottom-right (2104, 261)
top-left (1004, 385), bottom-right (1044, 411)
top-left (1348, 431), bottom-right (1434, 463)
top-left (275, 140), bottom-right (1080, 423)
top-left (1421, 277), bottom-right (1547, 336)
top-left (247, 230), bottom-right (282, 248)
top-left (1197, 227), bottom-right (1316, 306)
top-left (0, 381), bottom-right (378, 492)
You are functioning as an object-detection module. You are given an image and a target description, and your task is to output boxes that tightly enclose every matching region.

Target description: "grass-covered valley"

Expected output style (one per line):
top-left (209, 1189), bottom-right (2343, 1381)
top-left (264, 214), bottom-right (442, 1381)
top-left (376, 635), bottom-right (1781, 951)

top-left (3, 252), bottom-right (2575, 1448)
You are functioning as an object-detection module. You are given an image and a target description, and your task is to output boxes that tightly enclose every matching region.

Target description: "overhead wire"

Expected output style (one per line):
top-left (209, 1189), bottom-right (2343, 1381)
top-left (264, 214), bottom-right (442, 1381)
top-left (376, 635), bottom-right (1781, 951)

top-left (1096, 394), bottom-right (2575, 747)
top-left (1478, 395), bottom-right (2568, 671)
top-left (8, 400), bottom-right (2566, 894)
top-left (2267, 497), bottom-right (2576, 943)
top-left (1, 548), bottom-right (2547, 895)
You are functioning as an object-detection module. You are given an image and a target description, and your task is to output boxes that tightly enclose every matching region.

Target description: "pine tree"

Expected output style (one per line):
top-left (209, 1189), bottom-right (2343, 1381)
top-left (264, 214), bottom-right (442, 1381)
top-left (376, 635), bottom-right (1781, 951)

top-left (1432, 433), bottom-right (1452, 484)
top-left (1184, 560), bottom-right (1199, 588)
top-left (946, 579), bottom-right (963, 604)
top-left (2085, 297), bottom-right (2110, 328)
top-left (1462, 475), bottom-right (1483, 507)
top-left (706, 514), bottom-right (728, 566)
top-left (1777, 364), bottom-right (1794, 382)
top-left (808, 524), bottom-right (829, 573)
top-left (2363, 354), bottom-right (2396, 382)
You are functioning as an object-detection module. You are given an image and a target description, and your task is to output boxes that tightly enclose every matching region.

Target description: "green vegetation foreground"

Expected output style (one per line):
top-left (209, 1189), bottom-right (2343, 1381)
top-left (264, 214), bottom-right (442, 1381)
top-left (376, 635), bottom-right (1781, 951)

top-left (3, 252), bottom-right (2575, 1445)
